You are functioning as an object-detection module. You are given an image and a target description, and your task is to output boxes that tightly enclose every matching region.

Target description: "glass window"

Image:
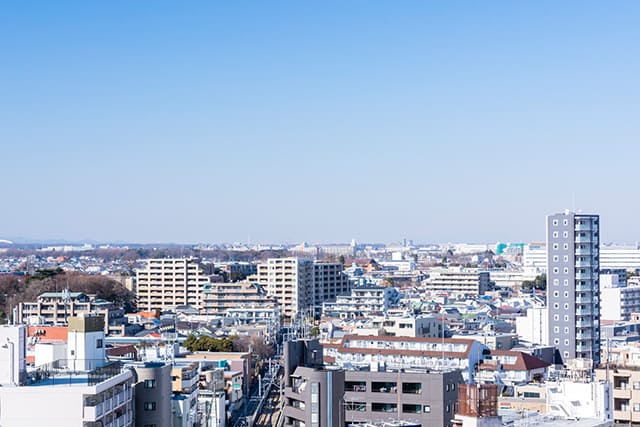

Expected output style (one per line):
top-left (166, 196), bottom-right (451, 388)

top-left (144, 402), bottom-right (156, 411)
top-left (144, 379), bottom-right (156, 389)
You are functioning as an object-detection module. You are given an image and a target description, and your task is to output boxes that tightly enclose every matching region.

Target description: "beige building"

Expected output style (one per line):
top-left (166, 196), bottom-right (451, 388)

top-left (136, 258), bottom-right (211, 311)
top-left (595, 344), bottom-right (640, 424)
top-left (201, 281), bottom-right (277, 317)
top-left (254, 258), bottom-right (350, 319)
top-left (254, 258), bottom-right (314, 319)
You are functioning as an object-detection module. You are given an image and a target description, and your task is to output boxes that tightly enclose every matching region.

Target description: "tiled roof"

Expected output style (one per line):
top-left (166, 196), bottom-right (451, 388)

top-left (480, 350), bottom-right (550, 371)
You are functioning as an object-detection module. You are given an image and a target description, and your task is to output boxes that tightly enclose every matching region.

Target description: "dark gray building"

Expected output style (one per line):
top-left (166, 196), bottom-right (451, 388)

top-left (131, 362), bottom-right (173, 427)
top-left (282, 339), bottom-right (463, 427)
top-left (546, 211), bottom-right (600, 365)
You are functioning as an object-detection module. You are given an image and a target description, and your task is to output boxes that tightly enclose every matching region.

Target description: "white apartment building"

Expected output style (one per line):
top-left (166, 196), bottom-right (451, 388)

top-left (422, 269), bottom-right (490, 296)
top-left (600, 274), bottom-right (640, 321)
top-left (524, 244), bottom-right (640, 273)
top-left (0, 318), bottom-right (135, 427)
top-left (328, 335), bottom-right (488, 382)
top-left (322, 285), bottom-right (400, 319)
top-left (515, 307), bottom-right (548, 345)
top-left (136, 258), bottom-right (211, 311)
top-left (351, 313), bottom-right (441, 338)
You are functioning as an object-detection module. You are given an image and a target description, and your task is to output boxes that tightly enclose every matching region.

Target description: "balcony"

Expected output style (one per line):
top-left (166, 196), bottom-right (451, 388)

top-left (575, 235), bottom-right (594, 243)
top-left (576, 307), bottom-right (593, 316)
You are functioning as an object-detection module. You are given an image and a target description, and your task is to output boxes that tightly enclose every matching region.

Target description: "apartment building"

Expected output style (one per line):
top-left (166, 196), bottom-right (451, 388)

top-left (313, 262), bottom-right (350, 306)
top-left (422, 269), bottom-right (491, 296)
top-left (201, 281), bottom-right (278, 321)
top-left (352, 313), bottom-right (441, 338)
top-left (600, 278), bottom-right (640, 322)
top-left (17, 291), bottom-right (125, 335)
top-left (546, 211), bottom-right (600, 365)
top-left (595, 344), bottom-right (640, 425)
top-left (136, 258), bottom-right (211, 311)
top-left (255, 258), bottom-right (313, 319)
top-left (0, 320), bottom-right (136, 427)
top-left (325, 335), bottom-right (488, 382)
top-left (322, 285), bottom-right (400, 319)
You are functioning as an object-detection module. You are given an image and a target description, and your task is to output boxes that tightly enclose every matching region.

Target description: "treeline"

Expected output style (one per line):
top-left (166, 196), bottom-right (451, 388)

top-left (183, 334), bottom-right (275, 359)
top-left (184, 335), bottom-right (235, 352)
top-left (0, 269), bottom-right (136, 320)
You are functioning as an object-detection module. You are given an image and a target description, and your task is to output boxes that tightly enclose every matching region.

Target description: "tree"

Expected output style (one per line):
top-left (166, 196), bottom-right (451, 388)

top-left (522, 274), bottom-right (546, 291)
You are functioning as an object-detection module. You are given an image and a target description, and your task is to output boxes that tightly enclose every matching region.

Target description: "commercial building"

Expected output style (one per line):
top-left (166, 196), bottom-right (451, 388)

top-left (282, 339), bottom-right (463, 427)
top-left (136, 258), bottom-right (212, 311)
top-left (546, 211), bottom-right (600, 365)
top-left (422, 269), bottom-right (491, 296)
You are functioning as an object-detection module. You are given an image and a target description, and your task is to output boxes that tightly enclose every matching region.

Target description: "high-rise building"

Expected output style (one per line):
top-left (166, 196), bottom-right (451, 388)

top-left (254, 258), bottom-right (351, 319)
top-left (546, 211), bottom-right (600, 365)
top-left (136, 258), bottom-right (211, 311)
top-left (255, 258), bottom-right (314, 319)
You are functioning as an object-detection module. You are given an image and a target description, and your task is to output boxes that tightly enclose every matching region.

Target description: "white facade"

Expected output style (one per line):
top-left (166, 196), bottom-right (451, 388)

top-left (600, 284), bottom-right (640, 322)
top-left (423, 269), bottom-right (490, 295)
top-left (0, 324), bottom-right (26, 386)
top-left (322, 286), bottom-right (399, 319)
top-left (515, 307), bottom-right (548, 346)
top-left (0, 369), bottom-right (134, 427)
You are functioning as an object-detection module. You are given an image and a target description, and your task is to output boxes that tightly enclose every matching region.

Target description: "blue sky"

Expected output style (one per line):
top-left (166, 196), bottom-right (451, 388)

top-left (1, 2), bottom-right (639, 244)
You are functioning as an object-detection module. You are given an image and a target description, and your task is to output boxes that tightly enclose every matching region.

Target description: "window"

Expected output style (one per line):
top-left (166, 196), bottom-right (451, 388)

top-left (96, 339), bottom-right (103, 349)
top-left (633, 382), bottom-right (640, 390)
top-left (563, 231), bottom-right (568, 238)
top-left (564, 339), bottom-right (569, 345)
top-left (424, 405), bottom-right (431, 413)
top-left (144, 425), bottom-right (157, 427)
top-left (553, 244), bottom-right (558, 250)
top-left (553, 232), bottom-right (559, 238)
top-left (144, 402), bottom-right (156, 411)
top-left (554, 339), bottom-right (560, 345)
top-left (553, 256), bottom-right (559, 262)
top-left (553, 220), bottom-right (559, 226)
top-left (564, 219), bottom-right (568, 225)
top-left (564, 243), bottom-right (569, 249)
top-left (564, 303), bottom-right (569, 309)
top-left (634, 403), bottom-right (640, 412)
top-left (554, 326), bottom-right (559, 333)
top-left (553, 291), bottom-right (559, 297)
top-left (564, 315), bottom-right (569, 321)
top-left (144, 379), bottom-right (156, 389)
top-left (554, 315), bottom-right (559, 321)
top-left (553, 268), bottom-right (559, 274)
top-left (564, 292), bottom-right (569, 297)
top-left (564, 255), bottom-right (568, 262)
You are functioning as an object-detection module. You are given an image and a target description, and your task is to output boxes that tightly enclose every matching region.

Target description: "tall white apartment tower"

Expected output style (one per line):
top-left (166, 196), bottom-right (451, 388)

top-left (546, 211), bottom-right (600, 365)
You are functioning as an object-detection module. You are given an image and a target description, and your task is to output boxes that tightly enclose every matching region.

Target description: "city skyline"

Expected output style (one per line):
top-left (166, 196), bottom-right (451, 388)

top-left (2, 2), bottom-right (639, 243)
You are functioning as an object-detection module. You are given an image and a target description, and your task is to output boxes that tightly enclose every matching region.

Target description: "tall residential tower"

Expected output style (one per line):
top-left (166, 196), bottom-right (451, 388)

top-left (546, 211), bottom-right (600, 365)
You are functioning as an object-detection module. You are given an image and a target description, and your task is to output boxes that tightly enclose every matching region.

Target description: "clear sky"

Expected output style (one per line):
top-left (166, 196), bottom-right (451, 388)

top-left (1, 2), bottom-right (639, 244)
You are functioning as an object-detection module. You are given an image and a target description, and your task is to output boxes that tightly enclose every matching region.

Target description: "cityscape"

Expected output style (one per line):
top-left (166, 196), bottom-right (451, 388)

top-left (2, 2), bottom-right (640, 427)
